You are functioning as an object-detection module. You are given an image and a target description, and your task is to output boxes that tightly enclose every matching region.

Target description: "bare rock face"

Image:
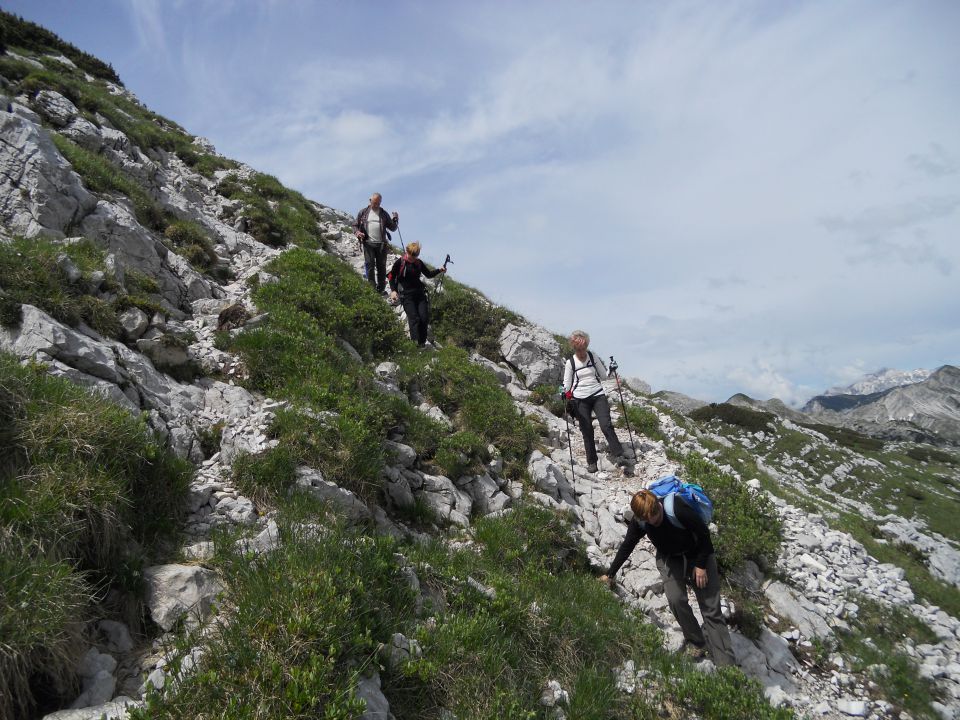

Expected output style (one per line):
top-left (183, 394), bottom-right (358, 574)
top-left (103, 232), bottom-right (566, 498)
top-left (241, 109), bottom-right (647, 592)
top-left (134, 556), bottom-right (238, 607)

top-left (0, 110), bottom-right (98, 237)
top-left (499, 322), bottom-right (563, 388)
top-left (143, 564), bottom-right (222, 632)
top-left (33, 89), bottom-right (79, 127)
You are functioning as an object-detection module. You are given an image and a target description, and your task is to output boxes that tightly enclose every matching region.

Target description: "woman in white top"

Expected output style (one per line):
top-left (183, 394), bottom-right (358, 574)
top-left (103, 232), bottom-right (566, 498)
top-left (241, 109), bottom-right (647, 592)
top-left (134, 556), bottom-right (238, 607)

top-left (562, 330), bottom-right (629, 473)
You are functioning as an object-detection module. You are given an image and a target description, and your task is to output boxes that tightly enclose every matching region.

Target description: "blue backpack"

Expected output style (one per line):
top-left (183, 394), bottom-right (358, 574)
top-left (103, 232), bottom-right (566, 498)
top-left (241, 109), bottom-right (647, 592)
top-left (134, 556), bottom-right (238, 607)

top-left (645, 475), bottom-right (714, 529)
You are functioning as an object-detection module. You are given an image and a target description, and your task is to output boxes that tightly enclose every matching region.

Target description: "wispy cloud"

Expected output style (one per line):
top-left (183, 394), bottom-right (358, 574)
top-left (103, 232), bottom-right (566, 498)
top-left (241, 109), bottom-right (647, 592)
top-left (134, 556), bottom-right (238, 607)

top-left (125, 0), bottom-right (167, 56)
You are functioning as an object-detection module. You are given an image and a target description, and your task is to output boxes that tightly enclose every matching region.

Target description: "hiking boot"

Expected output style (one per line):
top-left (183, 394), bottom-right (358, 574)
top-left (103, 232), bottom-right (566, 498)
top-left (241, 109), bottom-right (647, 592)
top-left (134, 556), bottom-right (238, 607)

top-left (609, 453), bottom-right (631, 468)
top-left (586, 463), bottom-right (598, 473)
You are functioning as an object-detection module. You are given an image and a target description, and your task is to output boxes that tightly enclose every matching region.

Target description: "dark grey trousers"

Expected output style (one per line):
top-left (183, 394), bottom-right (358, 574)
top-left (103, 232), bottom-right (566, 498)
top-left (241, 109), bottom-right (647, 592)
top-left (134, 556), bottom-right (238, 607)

top-left (573, 393), bottom-right (623, 465)
top-left (363, 242), bottom-right (387, 292)
top-left (401, 293), bottom-right (430, 346)
top-left (656, 553), bottom-right (736, 667)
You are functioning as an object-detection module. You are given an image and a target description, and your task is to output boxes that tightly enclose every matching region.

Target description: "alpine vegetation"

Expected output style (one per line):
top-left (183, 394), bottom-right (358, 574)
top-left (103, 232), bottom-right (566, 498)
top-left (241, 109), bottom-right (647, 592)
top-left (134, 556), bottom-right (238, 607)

top-left (0, 10), bottom-right (958, 720)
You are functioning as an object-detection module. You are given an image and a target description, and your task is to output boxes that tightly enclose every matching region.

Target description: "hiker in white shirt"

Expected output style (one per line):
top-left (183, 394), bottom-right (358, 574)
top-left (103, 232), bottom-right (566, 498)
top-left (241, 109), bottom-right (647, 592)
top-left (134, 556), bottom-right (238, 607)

top-left (562, 330), bottom-right (632, 473)
top-left (354, 192), bottom-right (398, 294)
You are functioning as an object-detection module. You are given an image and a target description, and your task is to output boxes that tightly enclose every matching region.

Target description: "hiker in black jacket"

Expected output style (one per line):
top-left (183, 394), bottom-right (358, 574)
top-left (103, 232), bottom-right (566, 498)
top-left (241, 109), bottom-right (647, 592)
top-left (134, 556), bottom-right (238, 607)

top-left (601, 489), bottom-right (736, 666)
top-left (388, 241), bottom-right (445, 347)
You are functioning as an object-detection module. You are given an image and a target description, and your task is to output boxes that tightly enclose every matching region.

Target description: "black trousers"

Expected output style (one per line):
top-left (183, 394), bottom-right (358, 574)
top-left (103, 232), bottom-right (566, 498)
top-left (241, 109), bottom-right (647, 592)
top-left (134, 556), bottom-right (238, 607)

top-left (573, 393), bottom-right (623, 465)
top-left (401, 293), bottom-right (430, 346)
top-left (363, 242), bottom-right (388, 292)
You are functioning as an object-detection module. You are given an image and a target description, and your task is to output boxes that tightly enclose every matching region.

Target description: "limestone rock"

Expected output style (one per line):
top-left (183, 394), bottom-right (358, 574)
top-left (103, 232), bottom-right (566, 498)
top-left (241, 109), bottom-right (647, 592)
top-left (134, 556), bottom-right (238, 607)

top-left (0, 111), bottom-right (97, 237)
top-left (33, 90), bottom-right (79, 127)
top-left (143, 564), bottom-right (222, 631)
top-left (499, 323), bottom-right (563, 389)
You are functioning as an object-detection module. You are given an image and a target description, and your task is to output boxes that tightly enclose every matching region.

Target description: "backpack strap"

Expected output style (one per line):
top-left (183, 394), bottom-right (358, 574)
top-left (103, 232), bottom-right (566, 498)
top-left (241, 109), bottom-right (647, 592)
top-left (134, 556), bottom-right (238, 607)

top-left (569, 351), bottom-right (602, 393)
top-left (662, 493), bottom-right (686, 529)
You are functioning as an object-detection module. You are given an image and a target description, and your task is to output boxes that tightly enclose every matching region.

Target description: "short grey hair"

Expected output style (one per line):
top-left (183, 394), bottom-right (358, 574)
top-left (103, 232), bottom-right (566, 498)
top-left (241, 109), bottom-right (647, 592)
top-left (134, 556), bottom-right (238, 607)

top-left (569, 330), bottom-right (590, 346)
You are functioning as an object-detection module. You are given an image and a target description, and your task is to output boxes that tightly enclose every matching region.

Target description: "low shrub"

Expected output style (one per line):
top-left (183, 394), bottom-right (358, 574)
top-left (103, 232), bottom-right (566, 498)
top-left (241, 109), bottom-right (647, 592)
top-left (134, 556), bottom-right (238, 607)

top-left (681, 453), bottom-right (781, 572)
top-left (799, 422), bottom-right (884, 452)
top-left (164, 220), bottom-right (218, 270)
top-left (904, 445), bottom-right (956, 465)
top-left (434, 430), bottom-right (488, 480)
top-left (618, 404), bottom-right (664, 442)
top-left (420, 346), bottom-right (537, 477)
top-left (430, 279), bottom-right (519, 360)
top-left (689, 403), bottom-right (774, 433)
top-left (0, 10), bottom-right (121, 82)
top-left (529, 384), bottom-right (566, 417)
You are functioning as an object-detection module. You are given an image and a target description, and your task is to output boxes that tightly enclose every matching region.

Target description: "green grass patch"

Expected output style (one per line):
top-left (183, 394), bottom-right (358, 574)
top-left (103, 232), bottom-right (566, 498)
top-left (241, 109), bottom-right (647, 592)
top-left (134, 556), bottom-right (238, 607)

top-left (434, 430), bottom-right (489, 481)
top-left (218, 173), bottom-right (322, 248)
top-left (0, 352), bottom-right (189, 718)
top-left (430, 278), bottom-right (519, 361)
top-left (163, 219), bottom-right (219, 271)
top-left (131, 503), bottom-right (417, 719)
top-left (0, 235), bottom-right (122, 337)
top-left (419, 346), bottom-right (537, 478)
top-left (255, 249), bottom-right (407, 360)
top-left (618, 404), bottom-right (665, 443)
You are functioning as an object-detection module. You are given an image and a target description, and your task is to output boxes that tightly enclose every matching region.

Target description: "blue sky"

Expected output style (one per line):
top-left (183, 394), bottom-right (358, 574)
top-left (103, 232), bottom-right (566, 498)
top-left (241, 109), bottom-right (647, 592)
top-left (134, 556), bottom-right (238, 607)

top-left (8, 0), bottom-right (959, 404)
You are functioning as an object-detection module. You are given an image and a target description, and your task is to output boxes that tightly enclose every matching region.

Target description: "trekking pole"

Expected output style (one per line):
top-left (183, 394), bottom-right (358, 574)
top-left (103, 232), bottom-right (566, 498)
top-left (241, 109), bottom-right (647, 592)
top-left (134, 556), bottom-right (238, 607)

top-left (608, 356), bottom-right (637, 458)
top-left (560, 386), bottom-right (577, 481)
top-left (432, 254), bottom-right (453, 300)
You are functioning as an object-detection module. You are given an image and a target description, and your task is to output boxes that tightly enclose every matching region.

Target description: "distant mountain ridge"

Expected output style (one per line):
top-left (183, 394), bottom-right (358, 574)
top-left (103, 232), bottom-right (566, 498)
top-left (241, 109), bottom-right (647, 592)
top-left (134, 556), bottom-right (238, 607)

top-left (712, 366), bottom-right (960, 447)
top-left (803, 365), bottom-right (960, 445)
top-left (822, 367), bottom-right (933, 397)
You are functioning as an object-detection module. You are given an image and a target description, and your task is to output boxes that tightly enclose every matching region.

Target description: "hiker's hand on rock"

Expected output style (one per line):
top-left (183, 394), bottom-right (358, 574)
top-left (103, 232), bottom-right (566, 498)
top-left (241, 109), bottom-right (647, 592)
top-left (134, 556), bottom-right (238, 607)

top-left (693, 567), bottom-right (707, 589)
top-left (598, 574), bottom-right (613, 588)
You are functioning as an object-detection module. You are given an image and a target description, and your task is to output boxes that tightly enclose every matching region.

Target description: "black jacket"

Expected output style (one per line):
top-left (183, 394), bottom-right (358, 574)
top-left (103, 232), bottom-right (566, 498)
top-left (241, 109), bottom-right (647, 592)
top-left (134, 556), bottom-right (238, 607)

top-left (388, 256), bottom-right (442, 297)
top-left (608, 496), bottom-right (715, 576)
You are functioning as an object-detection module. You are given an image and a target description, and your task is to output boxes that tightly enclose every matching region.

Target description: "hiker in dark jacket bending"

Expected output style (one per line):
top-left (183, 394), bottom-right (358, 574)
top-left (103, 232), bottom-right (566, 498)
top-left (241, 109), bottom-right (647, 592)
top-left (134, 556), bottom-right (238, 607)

top-left (354, 192), bottom-right (398, 294)
top-left (388, 241), bottom-right (445, 347)
top-left (562, 330), bottom-right (631, 473)
top-left (600, 489), bottom-right (735, 666)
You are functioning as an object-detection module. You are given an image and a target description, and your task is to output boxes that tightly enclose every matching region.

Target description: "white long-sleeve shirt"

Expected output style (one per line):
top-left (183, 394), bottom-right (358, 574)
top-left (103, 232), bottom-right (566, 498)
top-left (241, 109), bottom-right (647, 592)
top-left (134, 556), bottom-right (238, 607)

top-left (563, 351), bottom-right (609, 399)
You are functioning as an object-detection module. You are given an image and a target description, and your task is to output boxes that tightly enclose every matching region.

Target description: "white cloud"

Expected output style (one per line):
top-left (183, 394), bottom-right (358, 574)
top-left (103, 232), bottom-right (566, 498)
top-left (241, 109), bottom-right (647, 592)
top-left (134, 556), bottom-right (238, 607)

top-left (50, 0), bottom-right (956, 403)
